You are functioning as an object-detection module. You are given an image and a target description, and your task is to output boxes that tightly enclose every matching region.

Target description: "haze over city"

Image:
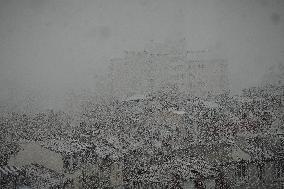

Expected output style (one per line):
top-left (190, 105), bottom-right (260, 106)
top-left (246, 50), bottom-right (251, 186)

top-left (0, 0), bottom-right (283, 110)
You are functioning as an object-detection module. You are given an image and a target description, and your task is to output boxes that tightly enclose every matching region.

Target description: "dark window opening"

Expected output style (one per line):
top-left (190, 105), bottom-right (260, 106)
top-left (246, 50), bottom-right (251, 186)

top-left (236, 163), bottom-right (247, 179)
top-left (275, 161), bottom-right (284, 178)
top-left (257, 163), bottom-right (264, 180)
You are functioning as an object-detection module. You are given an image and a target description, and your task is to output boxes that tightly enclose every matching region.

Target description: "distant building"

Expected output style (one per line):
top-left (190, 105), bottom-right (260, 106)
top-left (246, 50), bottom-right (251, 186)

top-left (108, 41), bottom-right (229, 100)
top-left (261, 62), bottom-right (284, 87)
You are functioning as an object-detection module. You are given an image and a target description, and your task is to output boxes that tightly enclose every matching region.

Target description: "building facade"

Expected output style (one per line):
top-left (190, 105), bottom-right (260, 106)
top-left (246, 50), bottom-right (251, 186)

top-left (108, 42), bottom-right (229, 100)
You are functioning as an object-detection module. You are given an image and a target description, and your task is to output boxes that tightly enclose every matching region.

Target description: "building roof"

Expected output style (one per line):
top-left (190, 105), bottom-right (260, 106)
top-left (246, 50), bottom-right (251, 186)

top-left (233, 96), bottom-right (253, 103)
top-left (175, 141), bottom-right (251, 166)
top-left (193, 99), bottom-right (220, 109)
top-left (0, 165), bottom-right (22, 176)
top-left (201, 100), bottom-right (220, 109)
top-left (8, 141), bottom-right (64, 173)
top-left (124, 94), bottom-right (148, 102)
top-left (39, 139), bottom-right (91, 154)
top-left (168, 108), bottom-right (186, 115)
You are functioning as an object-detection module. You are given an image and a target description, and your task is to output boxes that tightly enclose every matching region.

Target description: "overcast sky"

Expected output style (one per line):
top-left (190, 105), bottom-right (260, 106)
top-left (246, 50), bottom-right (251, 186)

top-left (0, 0), bottom-right (283, 110)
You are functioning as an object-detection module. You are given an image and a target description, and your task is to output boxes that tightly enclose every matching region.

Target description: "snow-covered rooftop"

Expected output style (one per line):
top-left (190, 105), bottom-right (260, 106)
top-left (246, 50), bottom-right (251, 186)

top-left (124, 94), bottom-right (148, 102)
top-left (168, 107), bottom-right (186, 115)
top-left (201, 100), bottom-right (220, 108)
top-left (39, 139), bottom-right (91, 154)
top-left (0, 165), bottom-right (21, 175)
top-left (233, 96), bottom-right (253, 103)
top-left (193, 99), bottom-right (220, 109)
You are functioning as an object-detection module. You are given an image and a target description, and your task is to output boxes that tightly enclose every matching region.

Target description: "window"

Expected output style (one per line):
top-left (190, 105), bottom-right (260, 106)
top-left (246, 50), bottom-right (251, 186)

top-left (257, 163), bottom-right (265, 180)
top-left (274, 160), bottom-right (284, 178)
top-left (236, 162), bottom-right (248, 179)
